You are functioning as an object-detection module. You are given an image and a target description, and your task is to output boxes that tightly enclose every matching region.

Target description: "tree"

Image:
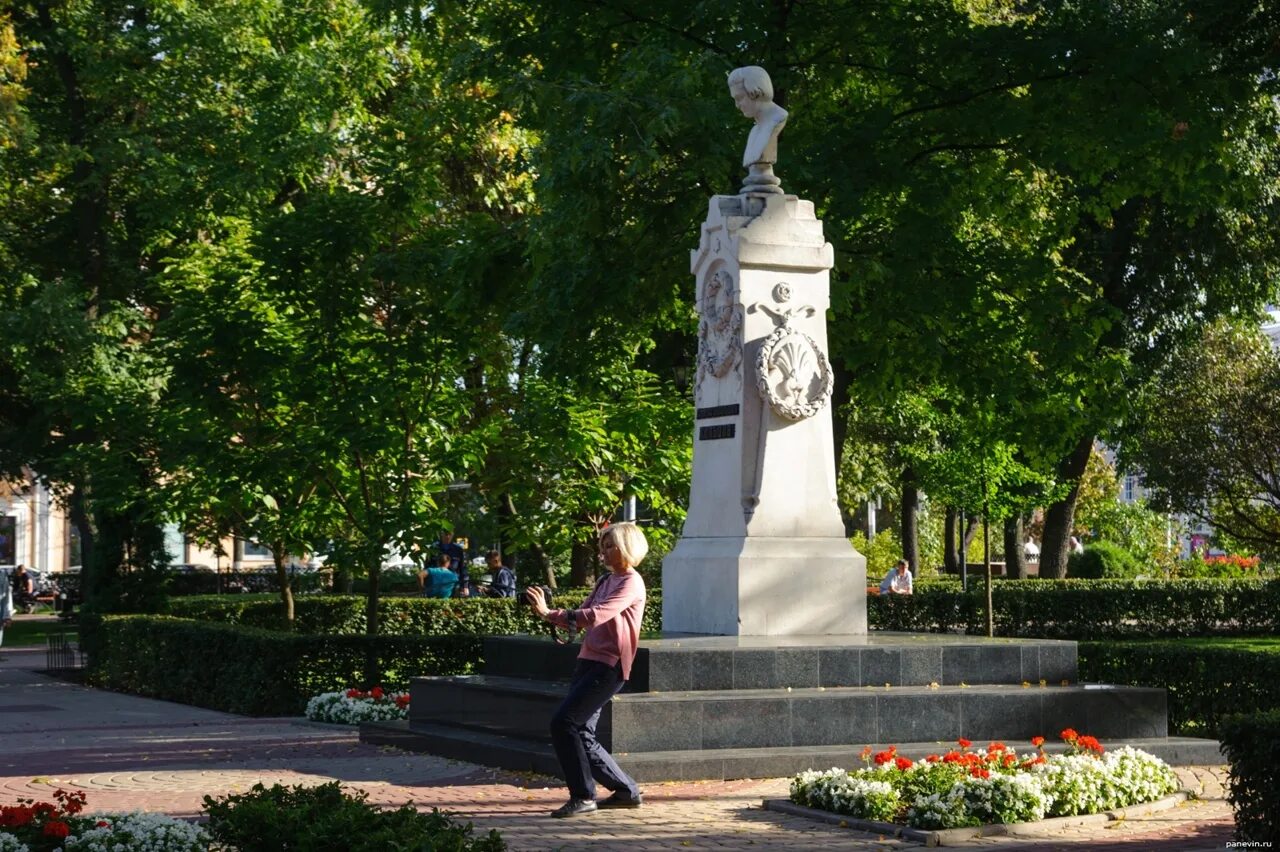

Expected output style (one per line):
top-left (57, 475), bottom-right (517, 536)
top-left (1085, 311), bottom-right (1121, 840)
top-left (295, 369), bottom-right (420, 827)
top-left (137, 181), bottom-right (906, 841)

top-left (1124, 320), bottom-right (1280, 558)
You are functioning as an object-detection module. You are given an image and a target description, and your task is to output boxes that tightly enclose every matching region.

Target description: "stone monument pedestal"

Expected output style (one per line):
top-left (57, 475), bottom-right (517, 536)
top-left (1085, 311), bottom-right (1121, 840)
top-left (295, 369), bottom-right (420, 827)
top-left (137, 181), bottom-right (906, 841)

top-left (662, 192), bottom-right (865, 637)
top-left (361, 634), bottom-right (1220, 781)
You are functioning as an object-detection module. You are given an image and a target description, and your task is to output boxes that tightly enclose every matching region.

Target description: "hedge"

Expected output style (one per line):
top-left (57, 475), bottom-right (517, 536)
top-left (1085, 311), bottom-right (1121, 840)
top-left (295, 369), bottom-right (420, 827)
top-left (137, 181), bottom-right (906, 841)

top-left (1078, 641), bottom-right (1280, 736)
top-left (1220, 710), bottom-right (1280, 843)
top-left (79, 614), bottom-right (479, 715)
top-left (167, 590), bottom-right (664, 637)
top-left (871, 578), bottom-right (1280, 638)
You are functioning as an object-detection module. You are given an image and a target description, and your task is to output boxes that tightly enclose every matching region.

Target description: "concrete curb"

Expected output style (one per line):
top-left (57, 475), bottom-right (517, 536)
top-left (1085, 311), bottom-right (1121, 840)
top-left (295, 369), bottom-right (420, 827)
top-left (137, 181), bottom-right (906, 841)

top-left (761, 790), bottom-right (1193, 847)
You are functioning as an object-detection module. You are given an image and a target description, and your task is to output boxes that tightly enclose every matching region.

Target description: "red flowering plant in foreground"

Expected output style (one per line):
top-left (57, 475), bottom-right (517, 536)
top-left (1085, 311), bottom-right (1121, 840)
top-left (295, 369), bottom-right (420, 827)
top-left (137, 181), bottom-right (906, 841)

top-left (0, 788), bottom-right (91, 851)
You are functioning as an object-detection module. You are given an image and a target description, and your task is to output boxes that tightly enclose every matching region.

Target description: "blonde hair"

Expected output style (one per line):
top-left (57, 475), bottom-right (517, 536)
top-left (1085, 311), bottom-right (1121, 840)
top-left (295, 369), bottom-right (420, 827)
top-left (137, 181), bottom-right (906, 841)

top-left (601, 522), bottom-right (649, 568)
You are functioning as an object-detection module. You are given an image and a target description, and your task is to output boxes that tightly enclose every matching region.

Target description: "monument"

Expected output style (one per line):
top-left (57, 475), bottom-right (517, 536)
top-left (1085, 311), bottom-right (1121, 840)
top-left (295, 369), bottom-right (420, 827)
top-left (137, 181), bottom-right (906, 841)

top-left (662, 65), bottom-right (866, 636)
top-left (361, 67), bottom-right (1212, 782)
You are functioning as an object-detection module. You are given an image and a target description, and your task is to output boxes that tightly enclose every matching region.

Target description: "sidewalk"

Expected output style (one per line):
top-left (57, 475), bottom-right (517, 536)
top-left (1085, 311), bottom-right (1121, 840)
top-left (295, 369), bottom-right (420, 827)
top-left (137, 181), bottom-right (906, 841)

top-left (0, 647), bottom-right (1235, 850)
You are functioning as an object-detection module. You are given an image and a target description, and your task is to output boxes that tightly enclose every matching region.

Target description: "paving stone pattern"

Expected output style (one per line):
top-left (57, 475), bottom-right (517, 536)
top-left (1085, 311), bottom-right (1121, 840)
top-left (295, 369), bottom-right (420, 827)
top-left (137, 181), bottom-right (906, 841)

top-left (0, 645), bottom-right (1235, 850)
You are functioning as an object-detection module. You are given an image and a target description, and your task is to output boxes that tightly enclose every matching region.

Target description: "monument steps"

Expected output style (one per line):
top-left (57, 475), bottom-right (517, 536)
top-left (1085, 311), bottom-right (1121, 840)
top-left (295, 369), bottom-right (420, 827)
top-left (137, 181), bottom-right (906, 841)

top-left (360, 718), bottom-right (1223, 783)
top-left (356, 635), bottom-right (1218, 781)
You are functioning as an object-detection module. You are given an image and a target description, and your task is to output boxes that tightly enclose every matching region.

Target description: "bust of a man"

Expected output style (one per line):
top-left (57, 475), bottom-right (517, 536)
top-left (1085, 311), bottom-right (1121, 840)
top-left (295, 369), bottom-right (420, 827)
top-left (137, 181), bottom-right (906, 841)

top-left (728, 65), bottom-right (788, 169)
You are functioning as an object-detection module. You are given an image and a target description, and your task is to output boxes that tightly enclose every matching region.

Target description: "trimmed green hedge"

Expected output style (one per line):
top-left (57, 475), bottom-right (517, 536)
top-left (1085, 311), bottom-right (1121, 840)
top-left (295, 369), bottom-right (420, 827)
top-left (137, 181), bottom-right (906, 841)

top-left (1220, 710), bottom-right (1280, 843)
top-left (80, 614), bottom-right (479, 715)
top-left (168, 590), bottom-right (663, 637)
top-left (871, 578), bottom-right (1280, 638)
top-left (1078, 641), bottom-right (1280, 736)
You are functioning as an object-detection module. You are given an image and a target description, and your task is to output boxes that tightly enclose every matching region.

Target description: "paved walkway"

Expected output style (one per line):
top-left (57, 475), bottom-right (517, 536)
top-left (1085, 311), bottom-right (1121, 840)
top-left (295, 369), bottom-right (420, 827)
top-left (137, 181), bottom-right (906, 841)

top-left (0, 646), bottom-right (1236, 850)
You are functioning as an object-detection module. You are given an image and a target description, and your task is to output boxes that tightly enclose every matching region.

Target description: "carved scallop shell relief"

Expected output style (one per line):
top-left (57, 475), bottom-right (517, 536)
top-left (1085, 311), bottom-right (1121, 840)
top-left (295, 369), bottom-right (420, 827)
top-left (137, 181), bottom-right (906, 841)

top-left (696, 268), bottom-right (744, 392)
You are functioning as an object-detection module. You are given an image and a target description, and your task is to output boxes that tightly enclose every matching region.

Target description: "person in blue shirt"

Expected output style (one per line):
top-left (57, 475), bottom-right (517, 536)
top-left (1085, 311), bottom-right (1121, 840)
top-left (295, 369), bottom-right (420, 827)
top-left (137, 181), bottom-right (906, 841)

top-left (434, 531), bottom-right (468, 596)
top-left (487, 551), bottom-right (516, 598)
top-left (420, 552), bottom-right (459, 598)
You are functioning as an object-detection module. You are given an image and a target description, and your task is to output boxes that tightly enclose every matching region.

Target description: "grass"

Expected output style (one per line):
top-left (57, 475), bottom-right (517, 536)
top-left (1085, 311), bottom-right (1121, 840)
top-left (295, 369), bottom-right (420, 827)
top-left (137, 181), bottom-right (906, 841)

top-left (2, 618), bottom-right (76, 649)
top-left (1127, 636), bottom-right (1280, 653)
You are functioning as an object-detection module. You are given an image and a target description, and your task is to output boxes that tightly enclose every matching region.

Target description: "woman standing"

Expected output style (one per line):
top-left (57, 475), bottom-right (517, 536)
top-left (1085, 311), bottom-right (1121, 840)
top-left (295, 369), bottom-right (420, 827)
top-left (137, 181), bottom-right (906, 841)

top-left (525, 522), bottom-right (647, 818)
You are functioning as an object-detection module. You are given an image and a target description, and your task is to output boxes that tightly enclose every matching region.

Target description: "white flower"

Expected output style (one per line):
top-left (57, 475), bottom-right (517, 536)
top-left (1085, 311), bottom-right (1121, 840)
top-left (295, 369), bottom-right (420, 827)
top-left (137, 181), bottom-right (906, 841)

top-left (304, 689), bottom-right (410, 725)
top-left (62, 812), bottom-right (207, 852)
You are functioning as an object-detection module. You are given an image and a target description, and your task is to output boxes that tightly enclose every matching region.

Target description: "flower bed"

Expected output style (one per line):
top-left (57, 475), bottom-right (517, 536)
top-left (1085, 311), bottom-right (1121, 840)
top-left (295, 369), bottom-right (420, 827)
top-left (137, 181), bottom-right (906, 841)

top-left (0, 790), bottom-right (206, 852)
top-left (789, 731), bottom-right (1178, 830)
top-left (305, 686), bottom-right (410, 725)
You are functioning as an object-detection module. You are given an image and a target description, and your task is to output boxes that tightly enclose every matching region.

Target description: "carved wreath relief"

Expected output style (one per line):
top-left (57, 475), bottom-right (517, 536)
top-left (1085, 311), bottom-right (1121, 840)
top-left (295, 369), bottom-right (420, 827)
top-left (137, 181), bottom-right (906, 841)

top-left (696, 268), bottom-right (744, 392)
top-left (750, 281), bottom-right (834, 421)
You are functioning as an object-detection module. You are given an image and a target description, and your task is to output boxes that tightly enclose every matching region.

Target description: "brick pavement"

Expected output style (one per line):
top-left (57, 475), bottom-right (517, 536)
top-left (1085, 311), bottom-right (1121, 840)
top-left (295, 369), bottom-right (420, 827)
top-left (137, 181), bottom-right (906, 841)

top-left (0, 647), bottom-right (1238, 850)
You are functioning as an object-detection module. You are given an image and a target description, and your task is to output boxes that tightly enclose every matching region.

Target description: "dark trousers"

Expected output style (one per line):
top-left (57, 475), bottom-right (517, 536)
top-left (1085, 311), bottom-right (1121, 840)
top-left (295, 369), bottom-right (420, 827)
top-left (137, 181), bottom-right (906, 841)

top-left (550, 659), bottom-right (639, 801)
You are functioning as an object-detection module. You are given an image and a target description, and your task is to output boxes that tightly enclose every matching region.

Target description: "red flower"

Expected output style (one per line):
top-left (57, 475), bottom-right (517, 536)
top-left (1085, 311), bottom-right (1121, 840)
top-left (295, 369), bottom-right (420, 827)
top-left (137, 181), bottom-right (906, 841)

top-left (895, 756), bottom-right (914, 771)
top-left (1003, 753), bottom-right (1016, 767)
top-left (1031, 736), bottom-right (1045, 747)
top-left (371, 686), bottom-right (385, 700)
top-left (942, 751), bottom-right (962, 764)
top-left (1077, 735), bottom-right (1105, 755)
top-left (860, 746), bottom-right (872, 760)
top-left (1060, 728), bottom-right (1079, 742)
top-left (957, 738), bottom-right (972, 749)
top-left (970, 767), bottom-right (991, 779)
top-left (394, 695), bottom-right (410, 709)
top-left (0, 806), bottom-right (35, 827)
top-left (345, 688), bottom-right (362, 699)
top-left (33, 802), bottom-right (56, 816)
top-left (43, 820), bottom-right (71, 839)
top-left (873, 750), bottom-right (894, 766)
top-left (96, 820), bottom-right (111, 827)
top-left (987, 741), bottom-right (1006, 753)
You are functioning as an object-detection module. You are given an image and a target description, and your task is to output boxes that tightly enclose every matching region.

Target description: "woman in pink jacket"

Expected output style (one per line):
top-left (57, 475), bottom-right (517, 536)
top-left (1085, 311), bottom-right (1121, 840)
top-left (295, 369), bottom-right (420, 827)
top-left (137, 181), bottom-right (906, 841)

top-left (525, 522), bottom-right (648, 818)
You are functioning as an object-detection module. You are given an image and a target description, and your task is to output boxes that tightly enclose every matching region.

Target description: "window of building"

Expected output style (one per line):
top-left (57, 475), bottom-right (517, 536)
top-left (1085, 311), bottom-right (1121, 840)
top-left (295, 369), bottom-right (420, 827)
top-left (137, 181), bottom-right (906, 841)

top-left (0, 516), bottom-right (15, 565)
top-left (243, 539), bottom-right (273, 559)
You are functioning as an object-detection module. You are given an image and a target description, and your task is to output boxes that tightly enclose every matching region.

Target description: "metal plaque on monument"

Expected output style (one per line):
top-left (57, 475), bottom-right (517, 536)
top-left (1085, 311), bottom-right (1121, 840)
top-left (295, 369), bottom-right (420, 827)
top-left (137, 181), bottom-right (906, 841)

top-left (662, 65), bottom-right (867, 636)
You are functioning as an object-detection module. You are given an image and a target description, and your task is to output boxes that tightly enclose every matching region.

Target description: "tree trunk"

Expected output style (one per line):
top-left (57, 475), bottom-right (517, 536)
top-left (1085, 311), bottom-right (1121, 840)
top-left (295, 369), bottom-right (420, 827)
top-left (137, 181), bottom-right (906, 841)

top-left (272, 547), bottom-right (295, 628)
top-left (901, 469), bottom-right (919, 571)
top-left (569, 539), bottom-right (595, 588)
top-left (1040, 435), bottom-right (1095, 579)
top-left (1004, 516), bottom-right (1027, 580)
top-left (983, 511), bottom-right (993, 637)
top-left (364, 554), bottom-right (382, 687)
top-left (944, 506), bottom-right (960, 572)
top-left (67, 483), bottom-right (97, 606)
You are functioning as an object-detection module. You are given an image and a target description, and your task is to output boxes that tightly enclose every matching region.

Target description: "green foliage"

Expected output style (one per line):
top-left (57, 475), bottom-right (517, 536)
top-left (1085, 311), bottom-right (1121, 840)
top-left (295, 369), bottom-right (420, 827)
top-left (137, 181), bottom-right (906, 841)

top-left (1082, 501), bottom-right (1182, 576)
top-left (79, 614), bottom-right (480, 715)
top-left (1079, 643), bottom-right (1280, 738)
top-left (1219, 710), bottom-right (1280, 843)
top-left (167, 591), bottom-right (663, 637)
top-left (1125, 320), bottom-right (1280, 558)
top-left (203, 782), bottom-right (506, 852)
top-left (869, 579), bottom-right (1280, 638)
top-left (851, 530), bottom-right (905, 581)
top-left (1067, 541), bottom-right (1142, 579)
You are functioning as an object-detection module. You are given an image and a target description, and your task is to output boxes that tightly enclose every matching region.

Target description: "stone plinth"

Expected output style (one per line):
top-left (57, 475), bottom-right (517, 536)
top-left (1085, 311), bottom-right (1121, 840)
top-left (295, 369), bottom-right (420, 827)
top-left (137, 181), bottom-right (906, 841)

top-left (359, 634), bottom-right (1214, 782)
top-left (662, 193), bottom-right (865, 636)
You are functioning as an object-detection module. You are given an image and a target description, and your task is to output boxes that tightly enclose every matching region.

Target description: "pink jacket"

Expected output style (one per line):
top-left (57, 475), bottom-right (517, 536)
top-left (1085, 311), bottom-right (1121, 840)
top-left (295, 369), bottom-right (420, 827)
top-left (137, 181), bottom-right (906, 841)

top-left (547, 570), bottom-right (646, 681)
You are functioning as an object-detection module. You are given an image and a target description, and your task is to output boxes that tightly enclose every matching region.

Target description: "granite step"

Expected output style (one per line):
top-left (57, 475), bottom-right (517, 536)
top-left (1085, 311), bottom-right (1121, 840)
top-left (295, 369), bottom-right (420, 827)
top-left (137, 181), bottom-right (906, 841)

top-left (483, 633), bottom-right (1079, 691)
top-left (361, 719), bottom-right (1222, 783)
top-left (408, 675), bottom-right (1166, 750)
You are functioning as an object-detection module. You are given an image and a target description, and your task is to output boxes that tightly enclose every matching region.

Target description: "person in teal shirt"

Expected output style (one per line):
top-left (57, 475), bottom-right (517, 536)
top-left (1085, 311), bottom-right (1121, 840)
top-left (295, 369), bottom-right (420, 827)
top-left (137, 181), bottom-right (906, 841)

top-left (419, 553), bottom-right (459, 598)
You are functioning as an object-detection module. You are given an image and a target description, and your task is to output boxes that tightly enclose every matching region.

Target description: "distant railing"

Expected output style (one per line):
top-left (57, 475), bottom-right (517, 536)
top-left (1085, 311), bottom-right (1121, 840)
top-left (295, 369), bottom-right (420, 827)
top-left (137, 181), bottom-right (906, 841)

top-left (46, 630), bottom-right (81, 670)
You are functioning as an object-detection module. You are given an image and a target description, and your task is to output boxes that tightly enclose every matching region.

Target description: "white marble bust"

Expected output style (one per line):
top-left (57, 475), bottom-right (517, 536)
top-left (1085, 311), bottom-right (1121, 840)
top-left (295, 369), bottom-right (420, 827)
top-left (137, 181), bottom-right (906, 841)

top-left (729, 66), bottom-right (787, 168)
top-left (729, 66), bottom-right (787, 194)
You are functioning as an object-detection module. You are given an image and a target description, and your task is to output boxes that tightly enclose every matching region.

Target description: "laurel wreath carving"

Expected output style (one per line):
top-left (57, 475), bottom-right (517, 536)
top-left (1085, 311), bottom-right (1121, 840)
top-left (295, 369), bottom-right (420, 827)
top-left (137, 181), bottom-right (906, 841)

top-left (754, 324), bottom-right (834, 421)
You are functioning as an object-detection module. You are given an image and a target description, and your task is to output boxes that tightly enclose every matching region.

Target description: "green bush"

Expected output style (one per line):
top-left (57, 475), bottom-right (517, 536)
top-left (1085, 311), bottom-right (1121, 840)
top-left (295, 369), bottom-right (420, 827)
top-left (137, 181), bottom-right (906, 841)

top-left (1219, 710), bottom-right (1280, 843)
top-left (203, 782), bottom-right (506, 851)
top-left (80, 614), bottom-right (480, 715)
top-left (1068, 541), bottom-right (1142, 579)
top-left (870, 578), bottom-right (1280, 638)
top-left (1078, 641), bottom-right (1280, 736)
top-left (168, 590), bottom-right (663, 637)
